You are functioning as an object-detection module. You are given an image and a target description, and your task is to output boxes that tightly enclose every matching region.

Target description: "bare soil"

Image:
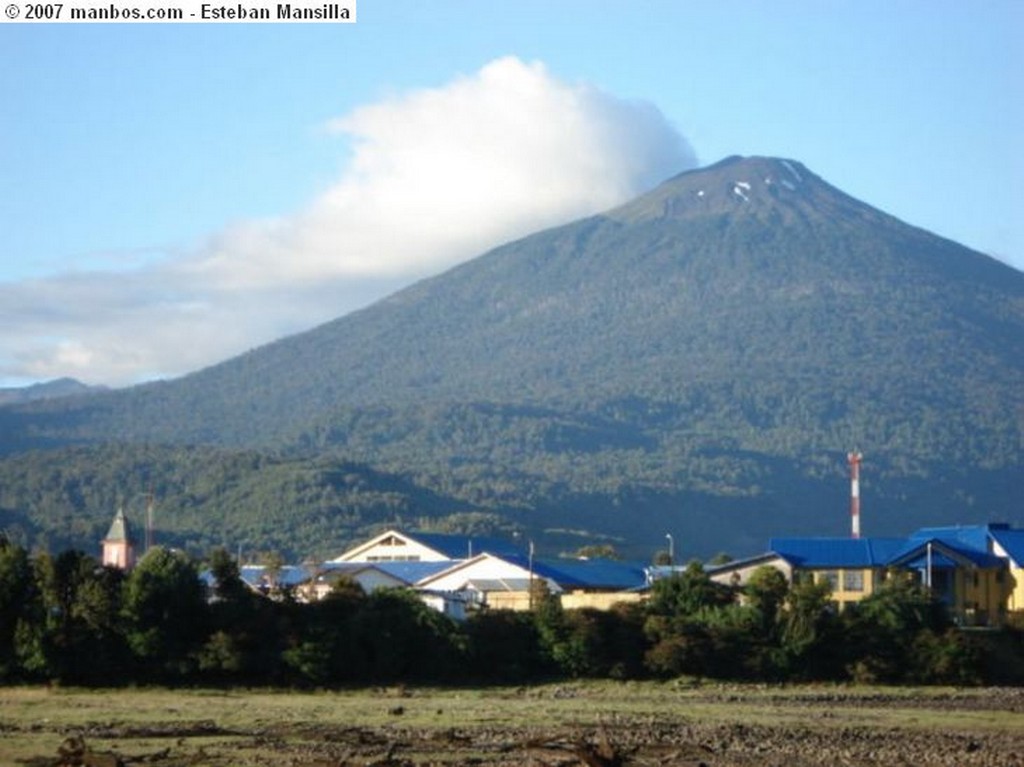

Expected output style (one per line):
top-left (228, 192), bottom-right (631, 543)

top-left (4, 684), bottom-right (1024, 767)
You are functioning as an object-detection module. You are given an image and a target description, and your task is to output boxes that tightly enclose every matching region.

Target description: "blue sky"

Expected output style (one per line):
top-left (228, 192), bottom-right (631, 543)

top-left (2, 1), bottom-right (1022, 386)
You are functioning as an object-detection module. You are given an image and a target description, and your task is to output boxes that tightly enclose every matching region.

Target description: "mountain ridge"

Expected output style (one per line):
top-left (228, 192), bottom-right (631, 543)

top-left (0, 377), bottom-right (105, 407)
top-left (2, 156), bottom-right (1021, 558)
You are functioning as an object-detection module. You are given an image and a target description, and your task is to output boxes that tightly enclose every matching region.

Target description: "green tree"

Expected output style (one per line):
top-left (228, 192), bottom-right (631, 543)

top-left (647, 562), bottom-right (735, 617)
top-left (31, 550), bottom-right (129, 684)
top-left (464, 609), bottom-right (548, 682)
top-left (348, 589), bottom-right (462, 683)
top-left (542, 607), bottom-right (632, 678)
top-left (572, 544), bottom-right (621, 561)
top-left (744, 566), bottom-right (789, 640)
top-left (0, 541), bottom-right (40, 680)
top-left (199, 547), bottom-right (283, 683)
top-left (843, 571), bottom-right (951, 683)
top-left (122, 547), bottom-right (207, 680)
top-left (643, 616), bottom-right (714, 678)
top-left (780, 575), bottom-right (841, 679)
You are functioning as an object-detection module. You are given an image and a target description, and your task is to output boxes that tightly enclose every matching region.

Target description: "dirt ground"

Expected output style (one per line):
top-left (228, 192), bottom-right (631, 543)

top-left (6, 684), bottom-right (1024, 767)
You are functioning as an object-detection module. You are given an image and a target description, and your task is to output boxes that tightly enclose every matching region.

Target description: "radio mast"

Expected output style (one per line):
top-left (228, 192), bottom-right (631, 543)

top-left (848, 451), bottom-right (863, 538)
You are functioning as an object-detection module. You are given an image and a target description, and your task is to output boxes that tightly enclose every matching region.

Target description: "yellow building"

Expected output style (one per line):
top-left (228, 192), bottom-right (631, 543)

top-left (708, 525), bottom-right (1018, 627)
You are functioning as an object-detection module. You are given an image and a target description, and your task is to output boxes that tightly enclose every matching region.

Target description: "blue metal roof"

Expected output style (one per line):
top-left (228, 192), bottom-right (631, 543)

top-left (890, 537), bottom-right (1005, 569)
top-left (769, 537), bottom-right (906, 568)
top-left (372, 560), bottom-right (455, 585)
top-left (990, 529), bottom-right (1024, 566)
top-left (239, 564), bottom-right (312, 588)
top-left (493, 554), bottom-right (647, 590)
top-left (909, 525), bottom-right (993, 551)
top-left (410, 532), bottom-right (525, 560)
top-left (547, 559), bottom-right (648, 590)
top-left (770, 529), bottom-right (1013, 571)
top-left (894, 549), bottom-right (969, 570)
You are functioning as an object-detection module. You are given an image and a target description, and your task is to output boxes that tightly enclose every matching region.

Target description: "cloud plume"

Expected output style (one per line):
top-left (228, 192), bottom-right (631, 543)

top-left (1, 57), bottom-right (695, 387)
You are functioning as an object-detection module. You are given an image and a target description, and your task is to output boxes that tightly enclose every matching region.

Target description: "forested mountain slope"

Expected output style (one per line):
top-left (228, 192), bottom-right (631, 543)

top-left (3, 156), bottom-right (1021, 558)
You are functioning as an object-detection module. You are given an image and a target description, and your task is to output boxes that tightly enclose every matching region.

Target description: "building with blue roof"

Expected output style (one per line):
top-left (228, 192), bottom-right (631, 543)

top-left (220, 529), bottom-right (645, 614)
top-left (329, 528), bottom-right (524, 564)
top-left (205, 524), bottom-right (1024, 625)
top-left (415, 551), bottom-right (648, 612)
top-left (708, 523), bottom-right (1024, 626)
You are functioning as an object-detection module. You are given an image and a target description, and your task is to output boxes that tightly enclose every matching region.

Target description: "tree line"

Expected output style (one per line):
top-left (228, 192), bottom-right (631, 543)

top-left (2, 537), bottom-right (1022, 688)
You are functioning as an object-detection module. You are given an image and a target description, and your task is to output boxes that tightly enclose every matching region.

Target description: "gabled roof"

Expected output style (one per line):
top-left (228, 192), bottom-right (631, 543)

top-left (768, 537), bottom-right (906, 568)
top-left (332, 528), bottom-right (524, 562)
top-left (769, 528), bottom-right (1014, 571)
top-left (990, 528), bottom-right (1024, 567)
top-left (413, 551), bottom-right (648, 593)
top-left (415, 553), bottom-right (529, 589)
top-left (888, 538), bottom-right (1005, 570)
top-left (909, 525), bottom-right (993, 552)
top-left (705, 551), bottom-right (791, 577)
top-left (103, 508), bottom-right (133, 543)
top-left (902, 524), bottom-right (1024, 568)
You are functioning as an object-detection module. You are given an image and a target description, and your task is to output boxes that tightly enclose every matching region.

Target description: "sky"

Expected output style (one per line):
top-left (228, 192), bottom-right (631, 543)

top-left (1, 1), bottom-right (1022, 387)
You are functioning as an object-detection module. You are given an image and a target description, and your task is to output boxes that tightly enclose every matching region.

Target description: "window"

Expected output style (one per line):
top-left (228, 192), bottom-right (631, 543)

top-left (819, 570), bottom-right (839, 591)
top-left (843, 570), bottom-right (864, 592)
top-left (367, 554), bottom-right (420, 562)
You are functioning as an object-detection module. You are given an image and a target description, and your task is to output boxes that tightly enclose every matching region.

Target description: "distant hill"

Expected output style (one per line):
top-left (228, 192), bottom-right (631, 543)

top-left (2, 156), bottom-right (1022, 560)
top-left (0, 377), bottom-right (104, 407)
top-left (0, 444), bottom-right (502, 559)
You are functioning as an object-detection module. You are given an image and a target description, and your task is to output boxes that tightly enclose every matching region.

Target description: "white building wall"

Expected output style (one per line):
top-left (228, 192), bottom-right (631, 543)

top-left (330, 531), bottom-right (451, 563)
top-left (419, 555), bottom-right (529, 591)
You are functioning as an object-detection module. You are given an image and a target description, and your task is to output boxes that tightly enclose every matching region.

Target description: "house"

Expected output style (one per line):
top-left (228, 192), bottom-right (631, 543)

top-left (414, 552), bottom-right (554, 611)
top-left (329, 528), bottom-right (522, 564)
top-left (233, 562), bottom-right (410, 602)
top-left (703, 552), bottom-right (795, 589)
top-left (762, 537), bottom-right (908, 610)
top-left (987, 526), bottom-right (1024, 613)
top-left (414, 551), bottom-right (647, 612)
top-left (707, 524), bottom-right (1018, 627)
top-left (101, 508), bottom-right (136, 570)
top-left (891, 530), bottom-right (1007, 625)
top-left (218, 529), bottom-right (646, 615)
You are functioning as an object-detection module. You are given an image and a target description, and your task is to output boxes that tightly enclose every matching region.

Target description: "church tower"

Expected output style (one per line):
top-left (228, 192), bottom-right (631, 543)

top-left (101, 508), bottom-right (136, 570)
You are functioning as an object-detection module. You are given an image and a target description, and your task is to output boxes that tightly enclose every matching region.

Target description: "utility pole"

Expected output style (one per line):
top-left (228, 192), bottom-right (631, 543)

top-left (528, 540), bottom-right (535, 611)
top-left (145, 489), bottom-right (155, 553)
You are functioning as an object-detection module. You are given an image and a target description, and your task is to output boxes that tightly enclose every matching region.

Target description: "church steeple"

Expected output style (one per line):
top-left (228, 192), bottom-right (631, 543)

top-left (101, 507), bottom-right (136, 570)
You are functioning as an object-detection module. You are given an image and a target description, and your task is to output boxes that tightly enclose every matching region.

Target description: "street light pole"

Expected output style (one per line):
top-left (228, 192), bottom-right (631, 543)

top-left (528, 540), bottom-right (535, 610)
top-left (665, 533), bottom-right (674, 567)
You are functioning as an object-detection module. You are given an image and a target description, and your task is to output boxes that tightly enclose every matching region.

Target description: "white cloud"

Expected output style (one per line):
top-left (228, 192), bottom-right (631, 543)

top-left (0, 57), bottom-right (694, 387)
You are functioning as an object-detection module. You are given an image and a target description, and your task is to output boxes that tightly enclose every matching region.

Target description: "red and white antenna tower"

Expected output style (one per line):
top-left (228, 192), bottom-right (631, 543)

top-left (848, 451), bottom-right (863, 539)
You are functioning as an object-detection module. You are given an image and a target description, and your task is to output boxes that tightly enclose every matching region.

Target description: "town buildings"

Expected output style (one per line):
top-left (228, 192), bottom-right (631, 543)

top-left (102, 508), bottom-right (1024, 627)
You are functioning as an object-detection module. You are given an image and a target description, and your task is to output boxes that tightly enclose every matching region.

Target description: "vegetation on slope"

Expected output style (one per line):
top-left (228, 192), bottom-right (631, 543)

top-left (0, 445), bottom-right (512, 560)
top-left (0, 157), bottom-right (1021, 556)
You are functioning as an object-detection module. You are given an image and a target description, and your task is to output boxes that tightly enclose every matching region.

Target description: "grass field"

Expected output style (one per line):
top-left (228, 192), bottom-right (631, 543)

top-left (3, 681), bottom-right (1023, 766)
